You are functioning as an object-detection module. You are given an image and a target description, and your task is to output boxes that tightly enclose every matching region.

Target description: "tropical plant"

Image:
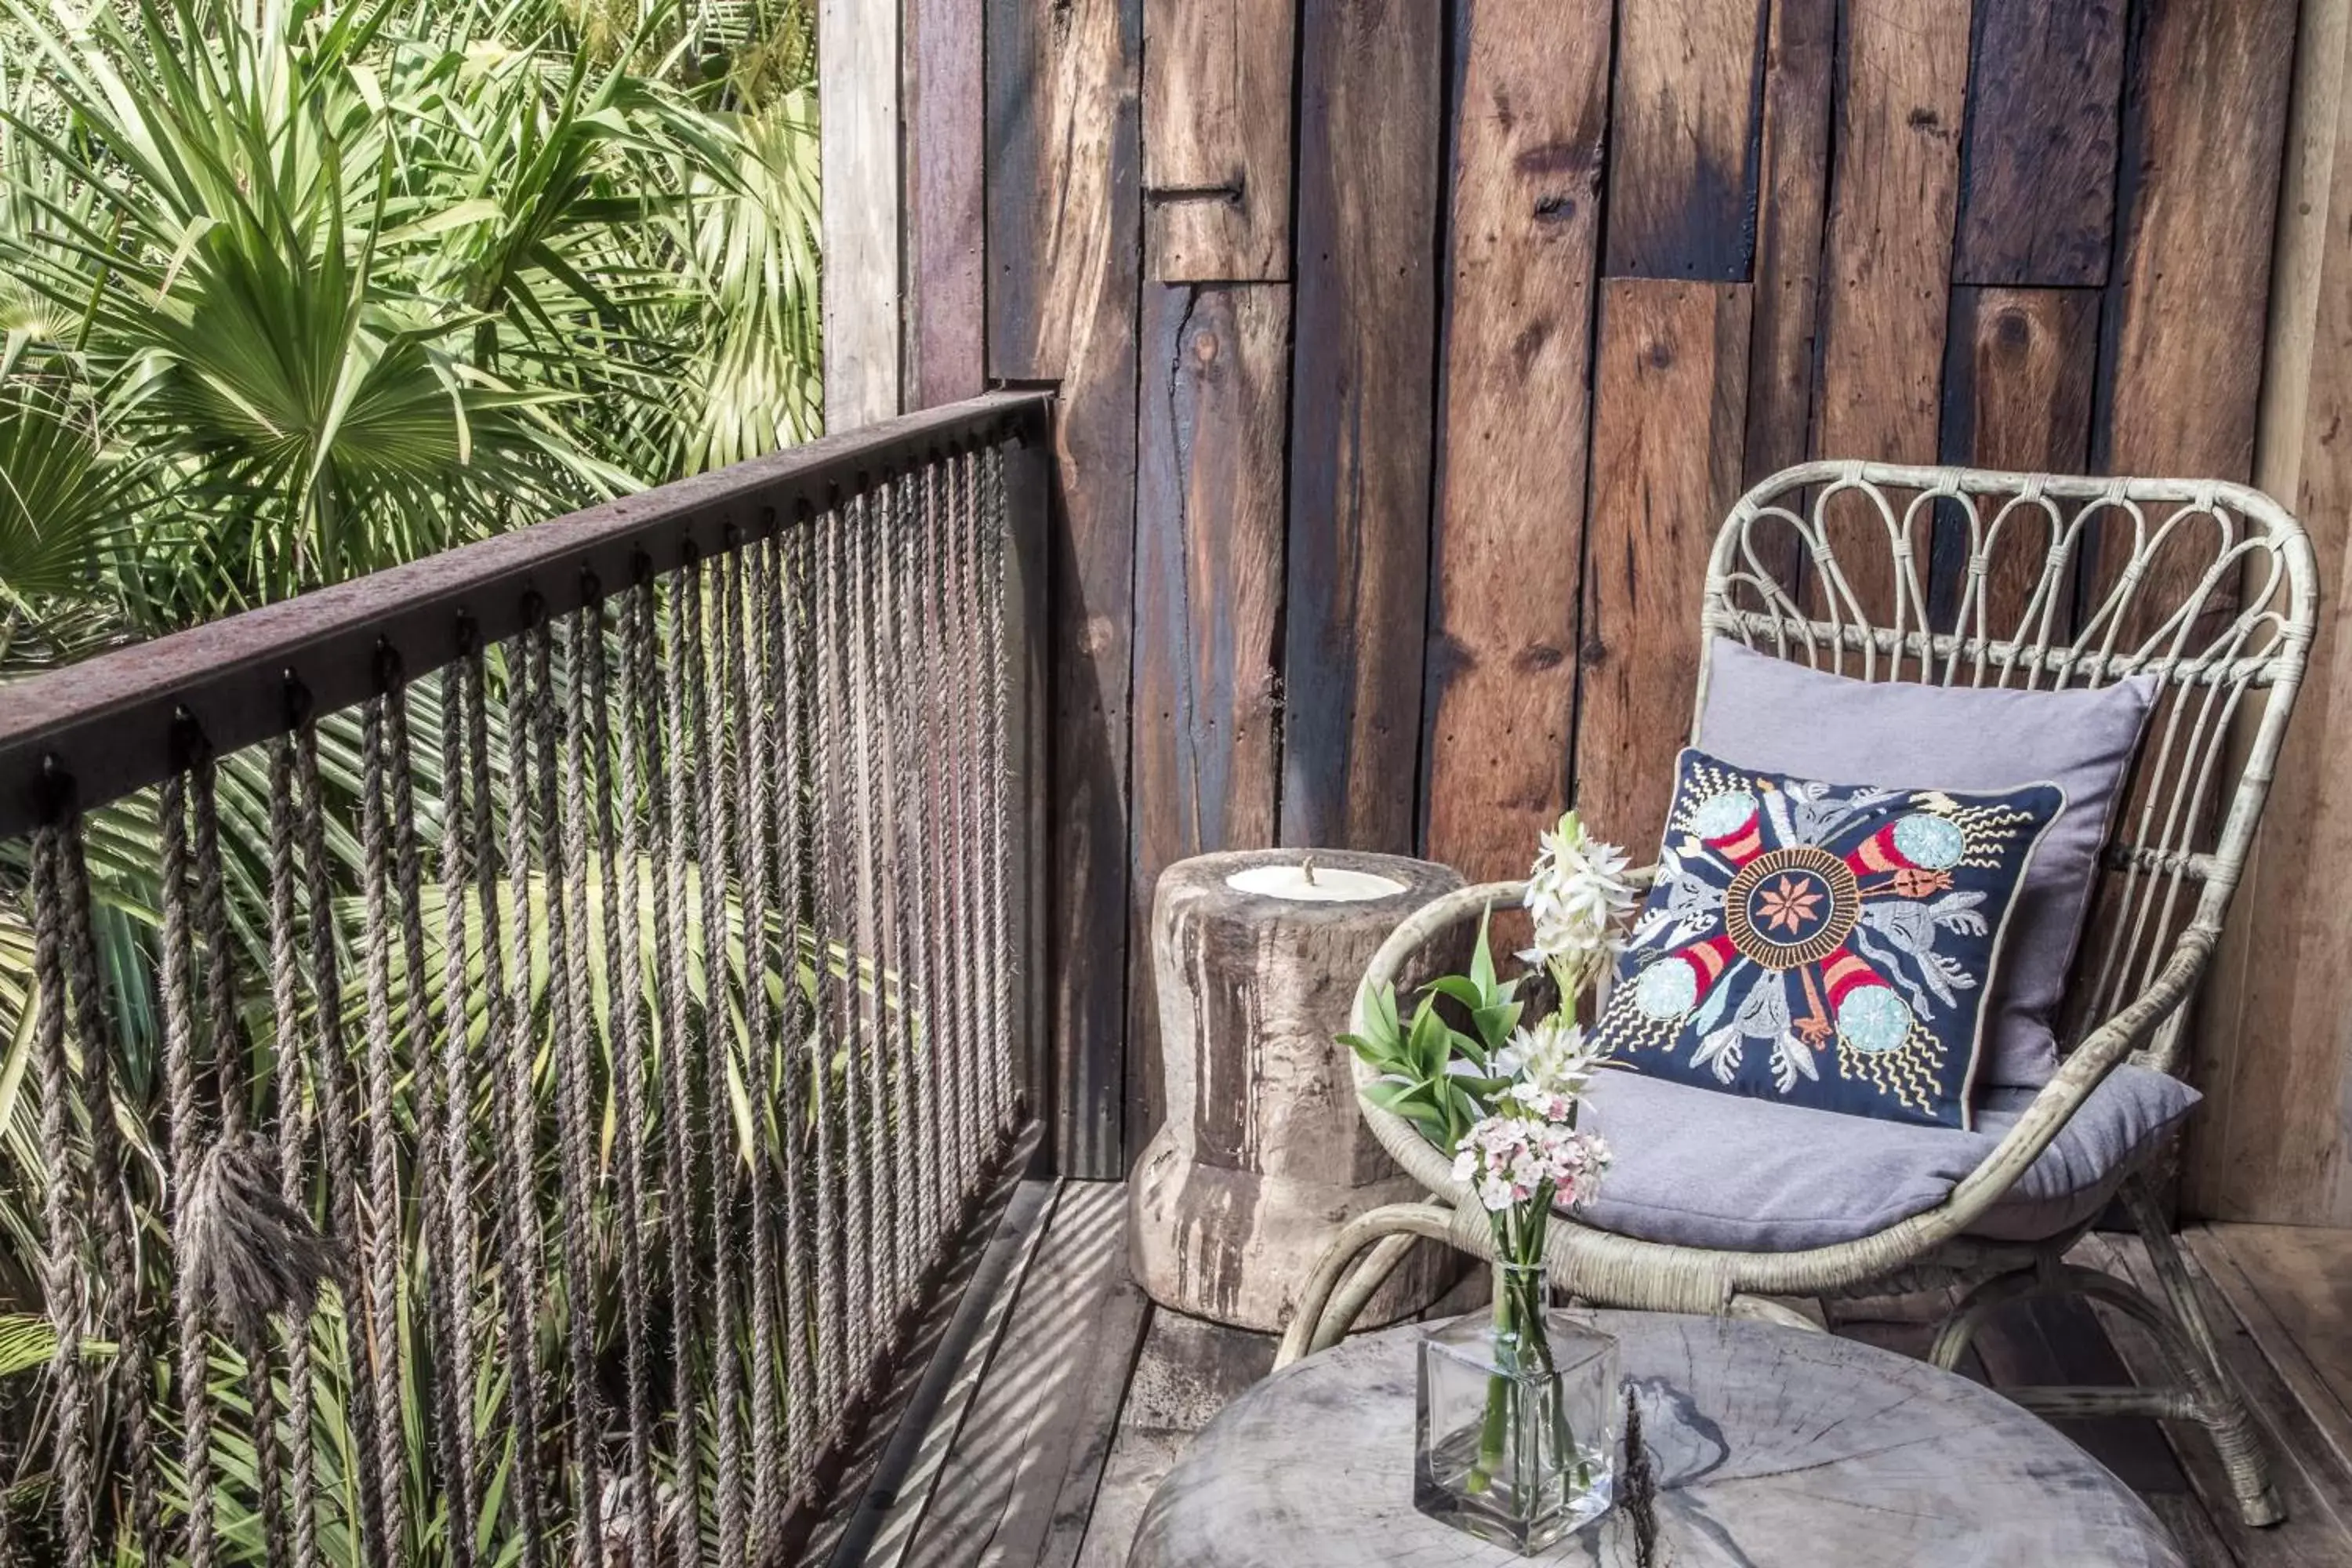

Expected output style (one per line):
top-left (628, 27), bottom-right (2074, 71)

top-left (0, 0), bottom-right (826, 1554)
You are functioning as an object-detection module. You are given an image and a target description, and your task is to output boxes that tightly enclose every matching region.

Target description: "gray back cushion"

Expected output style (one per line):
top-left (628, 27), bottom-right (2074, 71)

top-left (1693, 638), bottom-right (2159, 1088)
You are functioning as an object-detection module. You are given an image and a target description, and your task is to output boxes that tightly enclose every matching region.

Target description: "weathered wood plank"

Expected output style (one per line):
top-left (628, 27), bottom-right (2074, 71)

top-left (904, 0), bottom-right (986, 406)
top-left (2074, 1232), bottom-right (2352, 1566)
top-left (1278, 0), bottom-right (1440, 855)
top-left (2187, 0), bottom-right (2350, 1230)
top-left (1127, 284), bottom-right (1290, 1156)
top-left (1141, 0), bottom-right (1294, 281)
top-left (1076, 1313), bottom-right (1276, 1568)
top-left (901, 1183), bottom-right (1152, 1568)
top-left (2183, 1224), bottom-right (2352, 1487)
top-left (1952, 0), bottom-right (2129, 287)
top-left (1813, 0), bottom-right (1972, 466)
top-left (2087, 0), bottom-right (2294, 652)
top-left (1421, 0), bottom-right (1612, 882)
top-left (2143, 1492), bottom-right (2241, 1568)
top-left (1604, 0), bottom-right (1768, 280)
top-left (2096, 0), bottom-right (2295, 483)
top-left (866, 1178), bottom-right (1059, 1567)
top-left (1808, 0), bottom-right (1973, 623)
top-left (988, 0), bottom-right (1144, 1175)
top-left (1573, 279), bottom-right (1752, 855)
top-left (1741, 0), bottom-right (1835, 486)
top-left (985, 0), bottom-right (1140, 383)
top-left (1930, 285), bottom-right (2100, 634)
top-left (1968, 1290), bottom-right (2197, 1498)
top-left (819, 0), bottom-right (902, 426)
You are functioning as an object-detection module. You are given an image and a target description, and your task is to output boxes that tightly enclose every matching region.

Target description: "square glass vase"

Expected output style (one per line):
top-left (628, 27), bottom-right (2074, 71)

top-left (1415, 1304), bottom-right (1621, 1554)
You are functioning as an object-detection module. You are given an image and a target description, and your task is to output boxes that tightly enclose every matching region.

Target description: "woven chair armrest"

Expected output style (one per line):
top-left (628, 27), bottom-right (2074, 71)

top-left (1931, 920), bottom-right (2214, 1233)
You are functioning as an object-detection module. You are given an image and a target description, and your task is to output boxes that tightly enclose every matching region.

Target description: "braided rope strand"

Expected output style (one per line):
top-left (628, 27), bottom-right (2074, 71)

top-left (542, 616), bottom-right (608, 1568)
top-left (356, 695), bottom-right (410, 1564)
top-left (884, 472), bottom-right (942, 1276)
top-left (981, 443), bottom-right (1017, 1134)
top-left (30, 826), bottom-right (94, 1568)
top-left (775, 518), bottom-right (820, 1493)
top-left (193, 750), bottom-right (292, 1568)
top-left (292, 716), bottom-right (395, 1568)
top-left (160, 768), bottom-right (218, 1568)
top-left (433, 659), bottom-right (485, 1568)
top-left (600, 586), bottom-right (662, 1568)
top-left (731, 535), bottom-right (787, 1548)
top-left (847, 485), bottom-right (903, 1327)
top-left (476, 651), bottom-right (550, 1568)
top-left (265, 740), bottom-right (321, 1568)
top-left (685, 556), bottom-right (750, 1568)
top-left (652, 564), bottom-right (706, 1537)
top-left (809, 501), bottom-right (850, 1446)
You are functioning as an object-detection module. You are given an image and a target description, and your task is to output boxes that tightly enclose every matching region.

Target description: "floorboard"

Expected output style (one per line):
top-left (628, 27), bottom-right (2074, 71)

top-left (1075, 1309), bottom-right (1276, 1568)
top-left (2078, 1229), bottom-right (2352, 1567)
top-left (2187, 1222), bottom-right (2352, 1483)
top-left (895, 1181), bottom-right (1152, 1568)
top-left (881, 1185), bottom-right (2352, 1568)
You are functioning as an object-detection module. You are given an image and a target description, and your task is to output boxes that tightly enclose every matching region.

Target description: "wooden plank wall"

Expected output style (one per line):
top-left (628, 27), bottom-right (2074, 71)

top-left (2194, 0), bottom-right (2352, 1227)
top-left (956, 0), bottom-right (2308, 1180)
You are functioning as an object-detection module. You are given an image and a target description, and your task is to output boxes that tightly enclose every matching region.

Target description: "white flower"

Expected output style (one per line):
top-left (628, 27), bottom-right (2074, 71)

top-left (1495, 1012), bottom-right (1602, 1105)
top-left (1453, 1113), bottom-right (1613, 1214)
top-left (1523, 811), bottom-right (1639, 995)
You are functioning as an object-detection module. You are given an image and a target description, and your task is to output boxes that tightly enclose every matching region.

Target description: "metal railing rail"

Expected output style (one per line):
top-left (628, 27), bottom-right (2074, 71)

top-left (0, 390), bottom-right (1054, 1568)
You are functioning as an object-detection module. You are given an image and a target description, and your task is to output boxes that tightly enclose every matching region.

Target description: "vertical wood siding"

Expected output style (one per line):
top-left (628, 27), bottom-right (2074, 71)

top-left (971, 0), bottom-right (2304, 1182)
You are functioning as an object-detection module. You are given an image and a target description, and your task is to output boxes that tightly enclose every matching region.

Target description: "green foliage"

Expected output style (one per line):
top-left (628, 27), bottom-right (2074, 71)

top-left (1341, 907), bottom-right (1523, 1154)
top-left (0, 0), bottom-right (826, 1555)
top-left (0, 0), bottom-right (821, 637)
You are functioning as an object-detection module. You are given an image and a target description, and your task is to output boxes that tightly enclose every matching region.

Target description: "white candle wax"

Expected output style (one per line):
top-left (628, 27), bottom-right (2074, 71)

top-left (1225, 862), bottom-right (1408, 903)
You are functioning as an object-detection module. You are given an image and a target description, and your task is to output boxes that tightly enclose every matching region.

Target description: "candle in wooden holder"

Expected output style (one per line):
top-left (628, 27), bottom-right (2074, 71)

top-left (1130, 848), bottom-right (1467, 1331)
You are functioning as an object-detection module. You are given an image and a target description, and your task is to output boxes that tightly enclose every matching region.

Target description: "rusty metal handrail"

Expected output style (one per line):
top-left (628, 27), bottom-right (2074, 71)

top-left (0, 390), bottom-right (1052, 835)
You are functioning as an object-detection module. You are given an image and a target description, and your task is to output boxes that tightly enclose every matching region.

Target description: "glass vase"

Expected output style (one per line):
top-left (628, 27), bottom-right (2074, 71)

top-left (1414, 1263), bottom-right (1621, 1554)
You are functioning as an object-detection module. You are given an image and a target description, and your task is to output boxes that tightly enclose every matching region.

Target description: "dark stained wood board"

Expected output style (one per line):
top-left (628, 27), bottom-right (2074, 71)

top-left (1421, 0), bottom-right (1613, 883)
top-left (1278, 0), bottom-right (1442, 858)
top-left (1953, 0), bottom-right (2130, 288)
top-left (1126, 282), bottom-right (1290, 1160)
top-left (1574, 278), bottom-right (1754, 856)
top-left (1808, 0), bottom-right (1974, 627)
top-left (986, 0), bottom-right (1144, 1177)
top-left (1929, 285), bottom-right (2102, 637)
top-left (1604, 0), bottom-right (1769, 281)
top-left (2090, 0), bottom-right (2296, 645)
top-left (1740, 0), bottom-right (1835, 491)
top-left (2190, 0), bottom-right (2352, 1228)
top-left (1140, 0), bottom-right (1294, 281)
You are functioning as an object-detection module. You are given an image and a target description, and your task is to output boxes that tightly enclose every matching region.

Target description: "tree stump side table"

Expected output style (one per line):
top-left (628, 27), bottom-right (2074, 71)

top-left (1129, 848), bottom-right (1467, 1331)
top-left (1127, 1314), bottom-right (2188, 1567)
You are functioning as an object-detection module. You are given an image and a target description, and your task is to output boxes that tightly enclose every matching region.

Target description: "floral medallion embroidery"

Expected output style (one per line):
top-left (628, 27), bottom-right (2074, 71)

top-left (1593, 750), bottom-right (2065, 1130)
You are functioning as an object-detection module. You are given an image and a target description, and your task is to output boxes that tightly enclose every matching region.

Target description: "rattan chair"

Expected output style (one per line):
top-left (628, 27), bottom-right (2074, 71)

top-left (1275, 460), bottom-right (2317, 1528)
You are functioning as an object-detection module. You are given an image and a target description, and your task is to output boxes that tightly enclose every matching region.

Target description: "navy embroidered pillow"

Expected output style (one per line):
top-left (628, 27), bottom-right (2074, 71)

top-left (1592, 749), bottom-right (2066, 1131)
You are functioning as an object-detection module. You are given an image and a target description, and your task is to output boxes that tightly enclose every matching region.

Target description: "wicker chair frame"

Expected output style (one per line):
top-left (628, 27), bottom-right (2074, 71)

top-left (1274, 460), bottom-right (2318, 1528)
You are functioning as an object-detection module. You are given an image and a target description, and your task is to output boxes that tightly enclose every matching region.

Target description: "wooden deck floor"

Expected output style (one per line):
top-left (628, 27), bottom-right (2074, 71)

top-left (868, 1183), bottom-right (2352, 1567)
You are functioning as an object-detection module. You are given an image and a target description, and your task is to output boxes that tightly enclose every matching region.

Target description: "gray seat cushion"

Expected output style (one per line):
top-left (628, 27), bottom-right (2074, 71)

top-left (1573, 1063), bottom-right (2198, 1251)
top-left (1695, 637), bottom-right (2160, 1090)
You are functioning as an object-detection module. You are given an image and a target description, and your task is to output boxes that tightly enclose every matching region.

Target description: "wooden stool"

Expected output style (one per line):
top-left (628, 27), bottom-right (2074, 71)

top-left (1129, 848), bottom-right (1465, 1331)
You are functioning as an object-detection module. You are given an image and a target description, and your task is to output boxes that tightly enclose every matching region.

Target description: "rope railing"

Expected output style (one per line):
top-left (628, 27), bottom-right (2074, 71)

top-left (0, 391), bottom-right (1051, 1567)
